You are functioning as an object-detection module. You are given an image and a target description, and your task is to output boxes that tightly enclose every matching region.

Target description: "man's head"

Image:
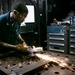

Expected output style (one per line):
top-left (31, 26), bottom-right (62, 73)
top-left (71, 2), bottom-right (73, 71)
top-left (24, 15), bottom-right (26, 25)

top-left (11, 2), bottom-right (28, 24)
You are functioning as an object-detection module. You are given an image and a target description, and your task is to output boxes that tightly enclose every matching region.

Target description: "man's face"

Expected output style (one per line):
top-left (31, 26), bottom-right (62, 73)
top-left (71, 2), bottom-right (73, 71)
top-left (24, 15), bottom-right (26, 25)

top-left (16, 13), bottom-right (27, 24)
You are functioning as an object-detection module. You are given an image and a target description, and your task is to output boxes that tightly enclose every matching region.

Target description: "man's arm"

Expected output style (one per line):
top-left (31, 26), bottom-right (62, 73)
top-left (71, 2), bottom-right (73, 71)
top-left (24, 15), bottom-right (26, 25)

top-left (0, 41), bottom-right (21, 50)
top-left (18, 34), bottom-right (28, 47)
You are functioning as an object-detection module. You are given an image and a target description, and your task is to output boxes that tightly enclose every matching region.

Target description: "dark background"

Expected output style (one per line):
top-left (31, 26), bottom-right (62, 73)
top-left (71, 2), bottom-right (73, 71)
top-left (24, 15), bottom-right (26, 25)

top-left (0, 0), bottom-right (75, 49)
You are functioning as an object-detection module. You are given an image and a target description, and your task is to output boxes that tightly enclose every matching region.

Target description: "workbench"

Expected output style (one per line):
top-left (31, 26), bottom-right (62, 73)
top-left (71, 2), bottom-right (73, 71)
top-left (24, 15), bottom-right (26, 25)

top-left (0, 51), bottom-right (75, 75)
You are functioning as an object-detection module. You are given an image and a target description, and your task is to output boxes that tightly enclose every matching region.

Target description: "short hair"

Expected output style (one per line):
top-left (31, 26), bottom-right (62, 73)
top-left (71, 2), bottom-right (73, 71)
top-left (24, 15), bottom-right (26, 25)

top-left (11, 2), bottom-right (28, 14)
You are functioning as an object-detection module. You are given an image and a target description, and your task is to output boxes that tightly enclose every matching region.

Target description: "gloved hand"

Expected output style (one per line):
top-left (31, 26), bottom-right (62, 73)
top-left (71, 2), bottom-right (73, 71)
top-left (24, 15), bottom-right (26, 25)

top-left (20, 46), bottom-right (28, 52)
top-left (15, 44), bottom-right (29, 52)
top-left (15, 45), bottom-right (35, 57)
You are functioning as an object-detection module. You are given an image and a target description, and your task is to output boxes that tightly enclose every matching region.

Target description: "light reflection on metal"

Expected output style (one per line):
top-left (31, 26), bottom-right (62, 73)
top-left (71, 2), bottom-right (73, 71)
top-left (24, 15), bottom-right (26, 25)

top-left (35, 53), bottom-right (74, 71)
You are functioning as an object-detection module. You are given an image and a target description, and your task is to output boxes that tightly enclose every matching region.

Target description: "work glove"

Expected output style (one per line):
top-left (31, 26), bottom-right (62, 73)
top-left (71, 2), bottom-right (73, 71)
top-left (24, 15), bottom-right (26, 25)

top-left (15, 44), bottom-right (28, 52)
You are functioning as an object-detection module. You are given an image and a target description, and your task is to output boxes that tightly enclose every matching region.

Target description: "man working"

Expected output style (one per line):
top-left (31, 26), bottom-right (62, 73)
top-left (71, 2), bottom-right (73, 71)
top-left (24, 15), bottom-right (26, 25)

top-left (0, 2), bottom-right (29, 52)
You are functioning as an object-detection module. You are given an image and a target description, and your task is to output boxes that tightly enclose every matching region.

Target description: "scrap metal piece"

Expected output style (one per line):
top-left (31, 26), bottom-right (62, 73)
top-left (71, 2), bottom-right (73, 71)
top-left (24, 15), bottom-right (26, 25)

top-left (14, 60), bottom-right (50, 75)
top-left (0, 66), bottom-right (10, 75)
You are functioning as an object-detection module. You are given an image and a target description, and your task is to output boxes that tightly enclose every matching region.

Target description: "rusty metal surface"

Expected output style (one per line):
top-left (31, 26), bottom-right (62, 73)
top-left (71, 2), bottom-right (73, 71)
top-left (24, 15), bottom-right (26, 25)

top-left (14, 60), bottom-right (50, 75)
top-left (0, 51), bottom-right (75, 75)
top-left (41, 66), bottom-right (75, 75)
top-left (0, 66), bottom-right (10, 75)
